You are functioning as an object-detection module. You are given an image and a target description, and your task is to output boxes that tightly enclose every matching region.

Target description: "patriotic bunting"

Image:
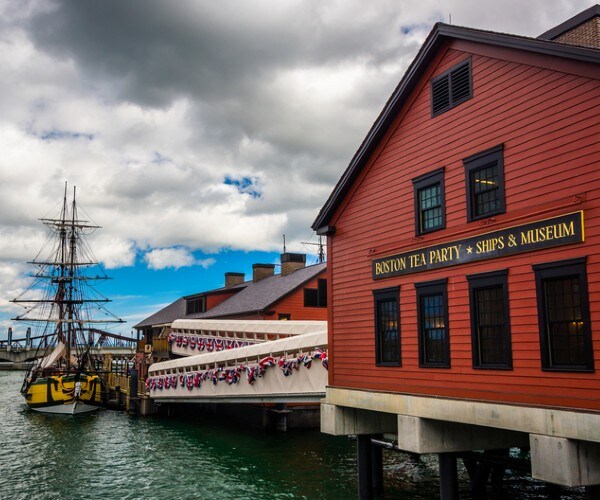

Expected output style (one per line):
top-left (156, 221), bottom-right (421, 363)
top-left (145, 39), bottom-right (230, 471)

top-left (167, 333), bottom-right (253, 352)
top-left (146, 348), bottom-right (328, 393)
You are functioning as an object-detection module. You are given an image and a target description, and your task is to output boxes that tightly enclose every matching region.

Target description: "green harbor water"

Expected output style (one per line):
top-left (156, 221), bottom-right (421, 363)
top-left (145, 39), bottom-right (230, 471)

top-left (0, 371), bottom-right (438, 499)
top-left (0, 370), bottom-right (586, 499)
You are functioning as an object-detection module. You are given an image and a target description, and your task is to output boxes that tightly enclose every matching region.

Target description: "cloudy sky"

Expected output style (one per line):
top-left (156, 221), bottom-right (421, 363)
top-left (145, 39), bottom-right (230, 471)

top-left (0, 0), bottom-right (591, 338)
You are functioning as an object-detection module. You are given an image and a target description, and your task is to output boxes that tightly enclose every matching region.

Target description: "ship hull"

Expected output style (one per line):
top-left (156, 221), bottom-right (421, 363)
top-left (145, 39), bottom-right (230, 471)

top-left (31, 400), bottom-right (100, 414)
top-left (23, 374), bottom-right (102, 415)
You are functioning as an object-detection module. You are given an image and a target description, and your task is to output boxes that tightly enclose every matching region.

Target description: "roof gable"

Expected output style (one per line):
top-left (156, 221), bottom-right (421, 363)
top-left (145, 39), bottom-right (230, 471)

top-left (312, 22), bottom-right (600, 233)
top-left (190, 262), bottom-right (326, 319)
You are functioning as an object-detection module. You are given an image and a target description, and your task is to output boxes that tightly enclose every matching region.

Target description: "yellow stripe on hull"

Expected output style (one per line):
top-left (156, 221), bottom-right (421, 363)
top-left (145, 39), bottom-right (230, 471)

top-left (24, 374), bottom-right (102, 413)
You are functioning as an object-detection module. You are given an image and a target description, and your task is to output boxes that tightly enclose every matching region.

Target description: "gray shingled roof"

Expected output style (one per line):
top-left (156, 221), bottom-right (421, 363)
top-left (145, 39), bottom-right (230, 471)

top-left (190, 263), bottom-right (326, 319)
top-left (182, 281), bottom-right (246, 299)
top-left (134, 297), bottom-right (187, 328)
top-left (134, 262), bottom-right (326, 327)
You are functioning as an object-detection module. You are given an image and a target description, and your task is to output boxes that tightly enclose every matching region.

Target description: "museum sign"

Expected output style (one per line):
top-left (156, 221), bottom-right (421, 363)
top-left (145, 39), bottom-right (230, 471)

top-left (373, 211), bottom-right (584, 279)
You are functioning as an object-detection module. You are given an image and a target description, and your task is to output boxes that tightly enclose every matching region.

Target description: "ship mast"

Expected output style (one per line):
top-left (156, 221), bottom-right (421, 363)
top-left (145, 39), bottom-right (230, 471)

top-left (59, 182), bottom-right (69, 364)
top-left (10, 182), bottom-right (125, 362)
top-left (67, 185), bottom-right (79, 369)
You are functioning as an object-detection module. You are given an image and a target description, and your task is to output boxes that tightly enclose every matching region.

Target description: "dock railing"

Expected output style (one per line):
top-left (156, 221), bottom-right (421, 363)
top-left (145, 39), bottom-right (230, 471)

top-left (106, 371), bottom-right (147, 407)
top-left (152, 338), bottom-right (169, 354)
top-left (107, 372), bottom-right (129, 392)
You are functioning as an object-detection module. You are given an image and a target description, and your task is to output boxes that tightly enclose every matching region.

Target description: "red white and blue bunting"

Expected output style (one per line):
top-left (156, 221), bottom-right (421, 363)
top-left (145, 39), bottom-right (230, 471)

top-left (146, 348), bottom-right (328, 392)
top-left (167, 333), bottom-right (255, 352)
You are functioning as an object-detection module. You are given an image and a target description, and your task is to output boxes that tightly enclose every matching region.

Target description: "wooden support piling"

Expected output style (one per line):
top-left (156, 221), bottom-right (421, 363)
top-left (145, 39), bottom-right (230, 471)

top-left (357, 435), bottom-right (373, 499)
top-left (438, 453), bottom-right (458, 500)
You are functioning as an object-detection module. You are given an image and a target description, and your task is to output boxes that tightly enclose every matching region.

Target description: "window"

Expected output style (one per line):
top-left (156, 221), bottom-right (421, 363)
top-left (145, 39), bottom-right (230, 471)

top-left (464, 144), bottom-right (505, 221)
top-left (533, 258), bottom-right (593, 372)
top-left (186, 296), bottom-right (205, 315)
top-left (304, 289), bottom-right (318, 307)
top-left (304, 278), bottom-right (327, 307)
top-left (413, 168), bottom-right (445, 235)
top-left (318, 278), bottom-right (327, 306)
top-left (416, 279), bottom-right (449, 367)
top-left (278, 313), bottom-right (291, 321)
top-left (467, 270), bottom-right (512, 369)
top-left (431, 59), bottom-right (472, 116)
top-left (373, 287), bottom-right (400, 365)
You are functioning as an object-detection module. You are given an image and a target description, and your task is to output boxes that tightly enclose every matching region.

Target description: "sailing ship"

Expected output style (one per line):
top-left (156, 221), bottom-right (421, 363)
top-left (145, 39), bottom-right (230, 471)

top-left (12, 183), bottom-right (125, 414)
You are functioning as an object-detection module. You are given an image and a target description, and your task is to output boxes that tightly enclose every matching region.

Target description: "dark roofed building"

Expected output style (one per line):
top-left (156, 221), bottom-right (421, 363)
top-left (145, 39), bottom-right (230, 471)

top-left (538, 4), bottom-right (600, 48)
top-left (135, 253), bottom-right (327, 353)
top-left (134, 279), bottom-right (247, 348)
top-left (191, 262), bottom-right (327, 320)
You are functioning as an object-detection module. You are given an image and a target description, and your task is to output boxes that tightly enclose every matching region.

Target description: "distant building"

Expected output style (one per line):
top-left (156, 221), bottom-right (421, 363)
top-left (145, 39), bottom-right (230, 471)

top-left (135, 252), bottom-right (327, 352)
top-left (313, 5), bottom-right (600, 497)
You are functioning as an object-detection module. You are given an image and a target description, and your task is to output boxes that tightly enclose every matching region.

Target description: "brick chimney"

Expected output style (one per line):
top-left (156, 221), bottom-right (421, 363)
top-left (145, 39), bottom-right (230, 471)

top-left (252, 263), bottom-right (275, 282)
top-left (225, 272), bottom-right (245, 288)
top-left (280, 252), bottom-right (306, 276)
top-left (538, 5), bottom-right (600, 48)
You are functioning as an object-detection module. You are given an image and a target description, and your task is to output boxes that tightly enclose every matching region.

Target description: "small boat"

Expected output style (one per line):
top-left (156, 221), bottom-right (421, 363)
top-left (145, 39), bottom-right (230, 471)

top-left (12, 183), bottom-right (124, 414)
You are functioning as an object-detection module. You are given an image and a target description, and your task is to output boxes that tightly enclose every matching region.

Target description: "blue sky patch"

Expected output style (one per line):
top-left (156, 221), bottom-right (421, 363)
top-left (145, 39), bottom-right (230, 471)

top-left (152, 152), bottom-right (171, 164)
top-left (40, 129), bottom-right (94, 141)
top-left (400, 22), bottom-right (432, 35)
top-left (223, 175), bottom-right (262, 198)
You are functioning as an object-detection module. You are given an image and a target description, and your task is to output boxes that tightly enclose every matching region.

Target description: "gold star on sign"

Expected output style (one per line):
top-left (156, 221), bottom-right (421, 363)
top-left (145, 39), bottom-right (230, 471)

top-left (466, 246), bottom-right (473, 254)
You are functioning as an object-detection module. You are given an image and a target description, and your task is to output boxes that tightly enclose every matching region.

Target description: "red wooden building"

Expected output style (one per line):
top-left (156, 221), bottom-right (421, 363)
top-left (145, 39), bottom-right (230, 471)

top-left (313, 6), bottom-right (600, 497)
top-left (135, 253), bottom-right (327, 345)
top-left (133, 252), bottom-right (326, 399)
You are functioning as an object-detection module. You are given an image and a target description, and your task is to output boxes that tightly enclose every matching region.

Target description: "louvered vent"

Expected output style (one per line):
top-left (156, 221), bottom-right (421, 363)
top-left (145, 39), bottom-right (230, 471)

top-left (431, 77), bottom-right (450, 115)
top-left (431, 60), bottom-right (472, 116)
top-left (450, 63), bottom-right (471, 103)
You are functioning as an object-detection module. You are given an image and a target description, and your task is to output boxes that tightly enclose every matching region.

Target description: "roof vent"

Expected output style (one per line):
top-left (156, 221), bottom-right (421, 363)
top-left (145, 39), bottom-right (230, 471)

top-left (431, 59), bottom-right (472, 116)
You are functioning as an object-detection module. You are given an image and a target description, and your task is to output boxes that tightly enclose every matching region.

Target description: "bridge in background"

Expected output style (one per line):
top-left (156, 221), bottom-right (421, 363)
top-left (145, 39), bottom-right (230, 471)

top-left (0, 345), bottom-right (136, 364)
top-left (147, 319), bottom-right (328, 404)
top-left (0, 327), bottom-right (137, 363)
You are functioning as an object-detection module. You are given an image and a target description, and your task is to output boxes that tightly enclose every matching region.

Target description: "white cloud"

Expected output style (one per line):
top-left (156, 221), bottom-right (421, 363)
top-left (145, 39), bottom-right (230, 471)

top-left (0, 0), bottom-right (591, 267)
top-left (92, 235), bottom-right (137, 269)
top-left (0, 261), bottom-right (35, 318)
top-left (0, 0), bottom-right (591, 336)
top-left (144, 247), bottom-right (216, 270)
top-left (0, 0), bottom-right (588, 267)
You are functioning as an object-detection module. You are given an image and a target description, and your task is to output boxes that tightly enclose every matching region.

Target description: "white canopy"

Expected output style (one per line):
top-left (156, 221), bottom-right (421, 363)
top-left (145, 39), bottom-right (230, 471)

top-left (170, 318), bottom-right (326, 337)
top-left (149, 330), bottom-right (327, 374)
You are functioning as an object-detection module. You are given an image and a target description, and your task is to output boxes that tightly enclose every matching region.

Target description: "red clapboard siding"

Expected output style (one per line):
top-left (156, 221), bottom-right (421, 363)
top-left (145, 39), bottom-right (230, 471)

top-left (206, 291), bottom-right (238, 310)
top-left (209, 272), bottom-right (327, 321)
top-left (326, 41), bottom-right (600, 412)
top-left (264, 272), bottom-right (328, 321)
